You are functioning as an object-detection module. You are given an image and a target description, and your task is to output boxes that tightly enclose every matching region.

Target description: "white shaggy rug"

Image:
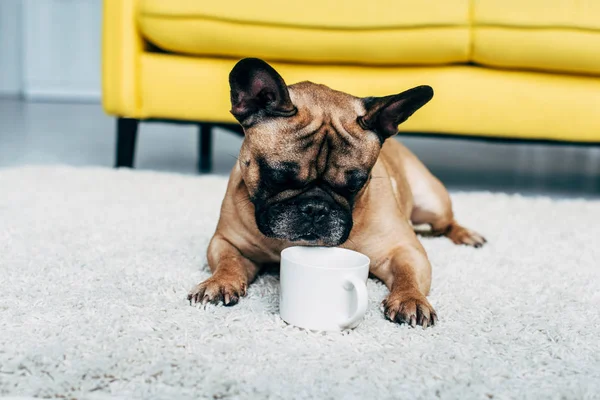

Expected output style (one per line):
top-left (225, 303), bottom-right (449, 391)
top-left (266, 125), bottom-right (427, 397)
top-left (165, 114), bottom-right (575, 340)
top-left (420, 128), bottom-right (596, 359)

top-left (1, 166), bottom-right (599, 400)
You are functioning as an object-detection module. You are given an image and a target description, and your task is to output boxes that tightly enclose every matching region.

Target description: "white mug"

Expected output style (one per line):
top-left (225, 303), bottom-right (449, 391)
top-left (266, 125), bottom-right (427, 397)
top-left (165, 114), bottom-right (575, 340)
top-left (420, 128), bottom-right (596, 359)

top-left (279, 246), bottom-right (370, 331)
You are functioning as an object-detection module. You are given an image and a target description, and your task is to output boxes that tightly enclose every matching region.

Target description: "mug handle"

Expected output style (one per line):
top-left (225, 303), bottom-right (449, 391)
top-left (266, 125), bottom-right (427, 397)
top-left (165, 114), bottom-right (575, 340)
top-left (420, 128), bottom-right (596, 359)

top-left (339, 275), bottom-right (368, 329)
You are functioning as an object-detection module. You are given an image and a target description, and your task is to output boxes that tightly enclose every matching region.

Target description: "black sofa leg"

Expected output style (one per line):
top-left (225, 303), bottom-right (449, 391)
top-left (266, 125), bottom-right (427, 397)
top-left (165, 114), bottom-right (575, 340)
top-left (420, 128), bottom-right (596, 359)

top-left (198, 123), bottom-right (213, 173)
top-left (115, 118), bottom-right (139, 168)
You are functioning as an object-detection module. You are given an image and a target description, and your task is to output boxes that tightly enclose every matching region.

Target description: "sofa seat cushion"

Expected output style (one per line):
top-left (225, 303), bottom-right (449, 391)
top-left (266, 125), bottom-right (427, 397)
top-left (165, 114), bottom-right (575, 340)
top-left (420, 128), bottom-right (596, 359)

top-left (138, 0), bottom-right (471, 65)
top-left (473, 0), bottom-right (600, 75)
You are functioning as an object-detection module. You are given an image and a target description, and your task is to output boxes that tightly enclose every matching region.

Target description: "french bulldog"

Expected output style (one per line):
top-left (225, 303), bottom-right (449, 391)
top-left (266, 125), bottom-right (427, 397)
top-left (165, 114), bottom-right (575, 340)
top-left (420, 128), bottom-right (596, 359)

top-left (188, 58), bottom-right (486, 328)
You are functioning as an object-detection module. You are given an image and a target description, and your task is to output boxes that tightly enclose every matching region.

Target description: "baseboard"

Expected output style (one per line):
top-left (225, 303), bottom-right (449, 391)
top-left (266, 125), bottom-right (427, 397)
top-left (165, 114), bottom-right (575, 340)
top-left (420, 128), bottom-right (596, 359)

top-left (23, 88), bottom-right (100, 103)
top-left (0, 89), bottom-right (21, 97)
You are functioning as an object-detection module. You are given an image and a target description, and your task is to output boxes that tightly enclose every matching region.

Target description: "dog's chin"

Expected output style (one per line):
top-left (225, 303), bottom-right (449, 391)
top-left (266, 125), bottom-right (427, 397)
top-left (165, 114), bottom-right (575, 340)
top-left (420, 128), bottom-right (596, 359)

top-left (257, 227), bottom-right (349, 247)
top-left (288, 236), bottom-right (347, 247)
top-left (290, 234), bottom-right (345, 247)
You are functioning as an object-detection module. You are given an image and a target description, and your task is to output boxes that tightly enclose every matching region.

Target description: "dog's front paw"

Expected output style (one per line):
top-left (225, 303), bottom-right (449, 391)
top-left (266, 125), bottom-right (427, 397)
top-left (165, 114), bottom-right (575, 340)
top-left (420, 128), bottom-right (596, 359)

top-left (383, 289), bottom-right (437, 329)
top-left (187, 274), bottom-right (247, 306)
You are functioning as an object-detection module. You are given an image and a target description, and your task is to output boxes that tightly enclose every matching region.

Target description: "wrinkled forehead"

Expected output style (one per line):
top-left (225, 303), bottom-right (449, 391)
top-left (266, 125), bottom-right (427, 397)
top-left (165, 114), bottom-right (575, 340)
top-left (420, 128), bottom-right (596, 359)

top-left (245, 82), bottom-right (370, 150)
top-left (288, 81), bottom-right (366, 122)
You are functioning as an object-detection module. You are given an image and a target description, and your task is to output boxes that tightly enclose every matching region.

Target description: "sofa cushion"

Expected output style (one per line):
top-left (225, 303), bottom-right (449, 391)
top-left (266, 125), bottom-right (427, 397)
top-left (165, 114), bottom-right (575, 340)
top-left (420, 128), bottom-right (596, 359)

top-left (138, 0), bottom-right (471, 65)
top-left (474, 0), bottom-right (600, 31)
top-left (472, 0), bottom-right (600, 75)
top-left (138, 55), bottom-right (600, 143)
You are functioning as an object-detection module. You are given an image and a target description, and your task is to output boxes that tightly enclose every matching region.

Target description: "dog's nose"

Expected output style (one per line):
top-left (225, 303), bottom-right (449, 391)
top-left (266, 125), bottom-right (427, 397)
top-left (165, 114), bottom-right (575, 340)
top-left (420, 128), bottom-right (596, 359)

top-left (300, 202), bottom-right (329, 222)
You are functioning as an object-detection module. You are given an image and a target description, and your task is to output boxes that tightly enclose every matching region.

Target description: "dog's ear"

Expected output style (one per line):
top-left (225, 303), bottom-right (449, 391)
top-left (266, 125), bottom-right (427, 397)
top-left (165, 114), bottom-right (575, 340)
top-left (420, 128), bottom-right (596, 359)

top-left (359, 85), bottom-right (433, 140)
top-left (229, 58), bottom-right (297, 127)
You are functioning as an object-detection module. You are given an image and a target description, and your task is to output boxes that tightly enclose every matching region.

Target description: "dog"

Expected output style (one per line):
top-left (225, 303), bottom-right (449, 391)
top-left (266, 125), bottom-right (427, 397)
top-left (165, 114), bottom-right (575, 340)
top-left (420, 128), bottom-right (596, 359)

top-left (188, 58), bottom-right (486, 328)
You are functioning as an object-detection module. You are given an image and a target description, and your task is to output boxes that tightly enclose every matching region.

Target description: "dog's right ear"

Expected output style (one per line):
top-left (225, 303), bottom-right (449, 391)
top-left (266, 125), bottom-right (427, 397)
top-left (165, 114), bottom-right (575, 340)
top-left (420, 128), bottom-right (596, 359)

top-left (359, 85), bottom-right (434, 140)
top-left (229, 58), bottom-right (297, 127)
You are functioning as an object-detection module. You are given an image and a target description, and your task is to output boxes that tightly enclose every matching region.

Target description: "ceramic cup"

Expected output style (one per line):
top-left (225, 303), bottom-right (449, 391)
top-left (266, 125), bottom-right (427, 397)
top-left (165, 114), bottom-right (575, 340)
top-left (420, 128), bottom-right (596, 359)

top-left (279, 246), bottom-right (370, 331)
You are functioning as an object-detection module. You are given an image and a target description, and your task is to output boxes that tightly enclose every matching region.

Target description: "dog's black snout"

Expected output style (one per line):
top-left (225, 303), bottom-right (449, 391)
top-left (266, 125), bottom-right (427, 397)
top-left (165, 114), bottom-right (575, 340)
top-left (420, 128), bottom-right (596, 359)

top-left (300, 201), bottom-right (329, 222)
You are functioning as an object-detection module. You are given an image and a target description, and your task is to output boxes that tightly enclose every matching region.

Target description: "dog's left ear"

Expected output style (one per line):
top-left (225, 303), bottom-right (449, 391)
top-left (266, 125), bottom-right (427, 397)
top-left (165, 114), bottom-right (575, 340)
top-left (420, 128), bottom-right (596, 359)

top-left (229, 58), bottom-right (297, 127)
top-left (359, 85), bottom-right (433, 140)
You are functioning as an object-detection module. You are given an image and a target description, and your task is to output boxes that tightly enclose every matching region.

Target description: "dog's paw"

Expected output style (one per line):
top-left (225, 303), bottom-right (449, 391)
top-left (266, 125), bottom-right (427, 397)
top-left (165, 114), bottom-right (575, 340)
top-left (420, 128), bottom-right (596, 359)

top-left (187, 275), bottom-right (247, 306)
top-left (382, 289), bottom-right (437, 329)
top-left (446, 223), bottom-right (487, 248)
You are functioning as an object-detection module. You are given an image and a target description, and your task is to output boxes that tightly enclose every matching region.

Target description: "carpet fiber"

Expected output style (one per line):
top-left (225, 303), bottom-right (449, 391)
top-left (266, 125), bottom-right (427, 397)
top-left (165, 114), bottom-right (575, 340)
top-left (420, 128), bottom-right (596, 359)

top-left (1, 166), bottom-right (599, 399)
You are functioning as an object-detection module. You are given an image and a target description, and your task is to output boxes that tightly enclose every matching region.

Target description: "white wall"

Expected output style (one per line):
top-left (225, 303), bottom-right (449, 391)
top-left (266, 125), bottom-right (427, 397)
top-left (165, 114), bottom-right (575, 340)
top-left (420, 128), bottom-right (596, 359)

top-left (23, 0), bottom-right (102, 100)
top-left (0, 0), bottom-right (22, 95)
top-left (0, 0), bottom-right (101, 100)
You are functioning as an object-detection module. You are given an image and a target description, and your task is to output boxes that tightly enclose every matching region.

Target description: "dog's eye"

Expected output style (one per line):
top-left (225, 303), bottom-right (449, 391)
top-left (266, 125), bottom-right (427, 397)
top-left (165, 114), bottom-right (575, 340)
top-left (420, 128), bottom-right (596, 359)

top-left (344, 170), bottom-right (369, 194)
top-left (264, 170), bottom-right (309, 192)
top-left (342, 183), bottom-right (363, 196)
top-left (262, 162), bottom-right (300, 187)
top-left (258, 159), bottom-right (304, 191)
top-left (329, 179), bottom-right (366, 197)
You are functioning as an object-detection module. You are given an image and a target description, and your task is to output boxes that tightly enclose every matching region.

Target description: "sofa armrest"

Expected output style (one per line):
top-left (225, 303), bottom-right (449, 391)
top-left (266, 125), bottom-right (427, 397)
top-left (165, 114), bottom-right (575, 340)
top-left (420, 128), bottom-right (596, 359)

top-left (102, 0), bottom-right (144, 118)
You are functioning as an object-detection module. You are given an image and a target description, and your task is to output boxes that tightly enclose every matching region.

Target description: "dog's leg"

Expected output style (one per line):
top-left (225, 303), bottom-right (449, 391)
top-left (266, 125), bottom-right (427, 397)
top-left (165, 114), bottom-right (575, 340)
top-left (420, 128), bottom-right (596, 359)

top-left (372, 238), bottom-right (437, 328)
top-left (406, 161), bottom-right (486, 247)
top-left (435, 221), bottom-right (487, 248)
top-left (188, 235), bottom-right (260, 306)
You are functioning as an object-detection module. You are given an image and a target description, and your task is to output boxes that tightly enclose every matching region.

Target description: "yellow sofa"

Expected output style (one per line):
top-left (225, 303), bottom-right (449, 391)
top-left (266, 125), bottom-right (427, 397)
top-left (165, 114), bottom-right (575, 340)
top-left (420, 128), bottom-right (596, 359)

top-left (102, 0), bottom-right (600, 172)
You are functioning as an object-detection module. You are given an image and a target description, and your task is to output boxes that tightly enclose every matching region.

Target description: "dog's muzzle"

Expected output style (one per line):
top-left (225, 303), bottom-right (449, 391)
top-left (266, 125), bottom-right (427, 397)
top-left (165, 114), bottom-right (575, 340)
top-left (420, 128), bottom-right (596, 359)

top-left (255, 194), bottom-right (352, 246)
